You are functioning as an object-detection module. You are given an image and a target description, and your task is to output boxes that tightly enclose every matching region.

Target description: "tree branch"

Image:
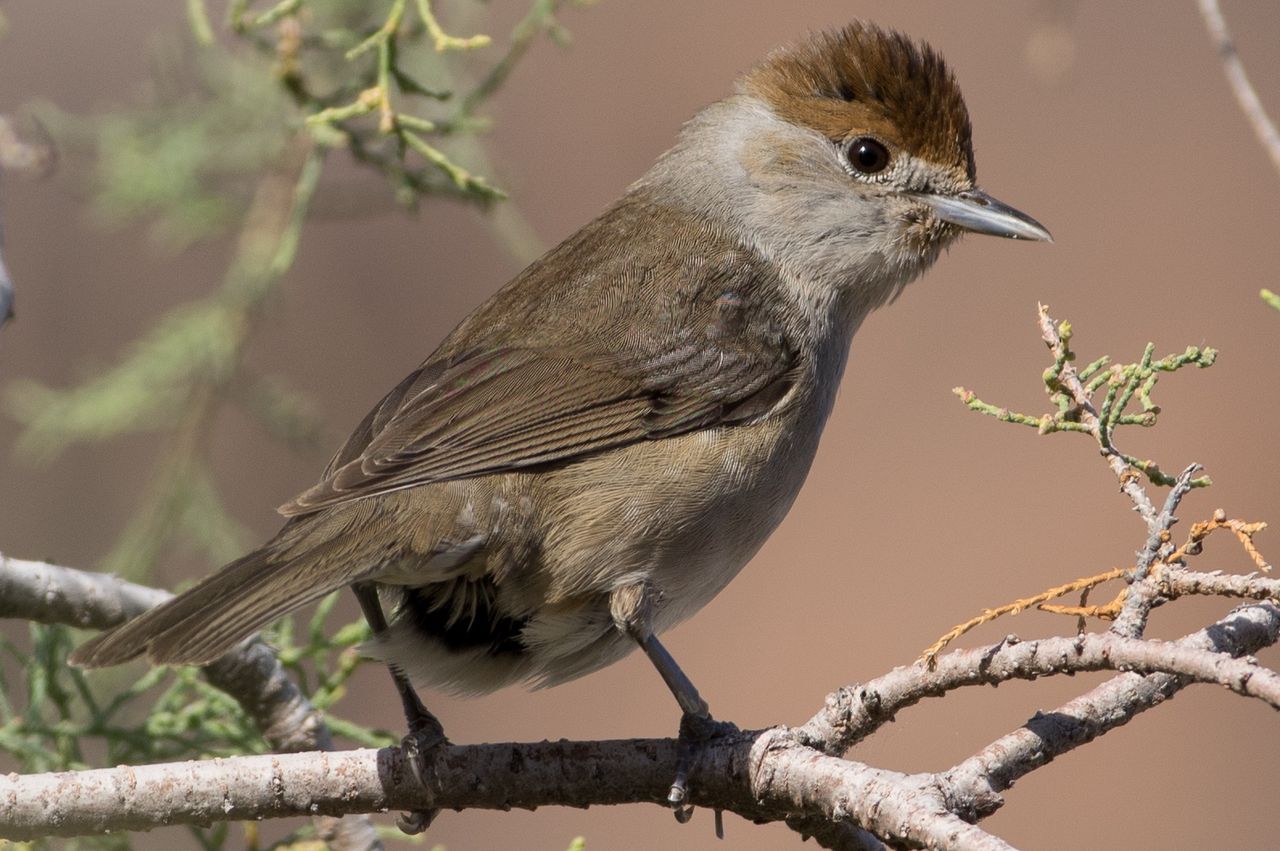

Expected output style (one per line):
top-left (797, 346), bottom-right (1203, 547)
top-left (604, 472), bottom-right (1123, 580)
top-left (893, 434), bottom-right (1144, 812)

top-left (6, 559), bottom-right (1279, 847)
top-left (939, 602), bottom-right (1280, 819)
top-left (786, 815), bottom-right (891, 851)
top-left (1158, 567), bottom-right (1280, 602)
top-left (794, 597), bottom-right (1280, 758)
top-left (1111, 464), bottom-right (1203, 637)
top-left (0, 555), bottom-right (382, 851)
top-left (0, 731), bottom-right (1024, 850)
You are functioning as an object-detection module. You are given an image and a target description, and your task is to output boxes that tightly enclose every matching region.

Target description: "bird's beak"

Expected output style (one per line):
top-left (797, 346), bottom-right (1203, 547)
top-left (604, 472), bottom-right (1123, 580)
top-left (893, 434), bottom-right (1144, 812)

top-left (914, 188), bottom-right (1052, 242)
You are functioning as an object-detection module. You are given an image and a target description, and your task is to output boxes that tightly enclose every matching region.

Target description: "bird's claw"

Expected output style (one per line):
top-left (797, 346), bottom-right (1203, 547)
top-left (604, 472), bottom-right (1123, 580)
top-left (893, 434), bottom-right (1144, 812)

top-left (668, 712), bottom-right (738, 826)
top-left (668, 767), bottom-right (694, 823)
top-left (396, 809), bottom-right (435, 835)
top-left (680, 711), bottom-right (737, 742)
top-left (396, 722), bottom-right (446, 834)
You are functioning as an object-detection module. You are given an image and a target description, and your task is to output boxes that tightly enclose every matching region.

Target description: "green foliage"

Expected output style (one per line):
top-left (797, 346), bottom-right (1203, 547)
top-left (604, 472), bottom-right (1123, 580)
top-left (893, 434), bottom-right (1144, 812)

top-left (90, 50), bottom-right (296, 251)
top-left (6, 0), bottom-right (585, 581)
top-left (954, 316), bottom-right (1217, 488)
top-left (301, 0), bottom-right (502, 200)
top-left (9, 302), bottom-right (244, 459)
top-left (0, 596), bottom-right (396, 849)
top-left (1263, 288), bottom-right (1280, 312)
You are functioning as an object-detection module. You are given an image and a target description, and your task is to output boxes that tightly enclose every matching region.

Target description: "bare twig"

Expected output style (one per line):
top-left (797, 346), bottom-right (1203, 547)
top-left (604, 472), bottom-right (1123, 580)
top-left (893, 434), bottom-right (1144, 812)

top-left (1197, 0), bottom-right (1280, 179)
top-left (798, 599), bottom-right (1280, 759)
top-left (1110, 464), bottom-right (1203, 638)
top-left (1156, 567), bottom-right (1280, 603)
top-left (923, 499), bottom-right (1271, 660)
top-left (919, 567), bottom-right (1127, 664)
top-left (1167, 511), bottom-right (1271, 572)
top-left (940, 602), bottom-right (1280, 819)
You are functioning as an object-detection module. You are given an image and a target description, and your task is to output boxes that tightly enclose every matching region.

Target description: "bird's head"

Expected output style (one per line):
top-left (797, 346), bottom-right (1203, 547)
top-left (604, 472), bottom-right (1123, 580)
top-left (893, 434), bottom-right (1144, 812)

top-left (646, 22), bottom-right (1050, 318)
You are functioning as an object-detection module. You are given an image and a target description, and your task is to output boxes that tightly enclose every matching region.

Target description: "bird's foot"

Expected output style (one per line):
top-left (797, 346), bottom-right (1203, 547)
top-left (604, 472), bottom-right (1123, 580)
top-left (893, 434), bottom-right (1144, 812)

top-left (395, 717), bottom-right (448, 835)
top-left (396, 808), bottom-right (435, 836)
top-left (669, 711), bottom-right (738, 826)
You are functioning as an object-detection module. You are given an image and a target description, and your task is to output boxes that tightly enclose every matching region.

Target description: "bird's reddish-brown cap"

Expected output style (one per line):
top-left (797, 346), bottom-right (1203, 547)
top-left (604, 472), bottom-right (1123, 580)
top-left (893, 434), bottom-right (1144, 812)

top-left (741, 22), bottom-right (975, 181)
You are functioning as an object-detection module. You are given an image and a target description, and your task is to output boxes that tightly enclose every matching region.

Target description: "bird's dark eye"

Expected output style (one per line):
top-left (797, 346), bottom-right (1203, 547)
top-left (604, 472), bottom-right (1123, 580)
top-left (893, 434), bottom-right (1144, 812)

top-left (845, 137), bottom-right (891, 175)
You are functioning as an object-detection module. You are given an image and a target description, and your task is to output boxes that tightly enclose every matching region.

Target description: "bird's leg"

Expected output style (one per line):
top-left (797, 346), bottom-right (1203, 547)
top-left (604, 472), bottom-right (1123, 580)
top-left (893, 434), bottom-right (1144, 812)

top-left (352, 582), bottom-right (445, 834)
top-left (638, 631), bottom-right (709, 722)
top-left (612, 583), bottom-right (736, 825)
top-left (636, 631), bottom-right (737, 822)
top-left (352, 582), bottom-right (446, 745)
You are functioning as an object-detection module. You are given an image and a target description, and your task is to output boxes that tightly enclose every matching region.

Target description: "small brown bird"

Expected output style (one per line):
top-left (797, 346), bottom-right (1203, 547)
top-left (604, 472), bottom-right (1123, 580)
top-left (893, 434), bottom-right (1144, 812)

top-left (72, 21), bottom-right (1049, 819)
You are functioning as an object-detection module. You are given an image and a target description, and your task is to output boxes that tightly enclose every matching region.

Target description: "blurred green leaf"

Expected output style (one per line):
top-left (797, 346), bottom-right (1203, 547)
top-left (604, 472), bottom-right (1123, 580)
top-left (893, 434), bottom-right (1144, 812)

top-left (91, 51), bottom-right (296, 250)
top-left (8, 300), bottom-right (241, 460)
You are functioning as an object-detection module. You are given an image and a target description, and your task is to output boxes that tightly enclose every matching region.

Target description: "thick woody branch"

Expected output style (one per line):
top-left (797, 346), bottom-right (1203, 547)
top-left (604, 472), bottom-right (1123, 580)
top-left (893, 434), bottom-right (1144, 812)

top-left (3, 592), bottom-right (1276, 845)
top-left (0, 555), bottom-right (168, 627)
top-left (0, 565), bottom-right (1017, 848)
top-left (0, 556), bottom-right (334, 753)
top-left (786, 815), bottom-right (891, 851)
top-left (0, 733), bottom-right (1017, 851)
top-left (0, 740), bottom-right (653, 840)
top-left (748, 733), bottom-right (1017, 851)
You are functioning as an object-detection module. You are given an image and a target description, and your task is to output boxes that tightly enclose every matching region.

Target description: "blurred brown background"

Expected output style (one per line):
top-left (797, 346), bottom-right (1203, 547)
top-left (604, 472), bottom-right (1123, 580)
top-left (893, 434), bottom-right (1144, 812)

top-left (3, 1), bottom-right (1280, 848)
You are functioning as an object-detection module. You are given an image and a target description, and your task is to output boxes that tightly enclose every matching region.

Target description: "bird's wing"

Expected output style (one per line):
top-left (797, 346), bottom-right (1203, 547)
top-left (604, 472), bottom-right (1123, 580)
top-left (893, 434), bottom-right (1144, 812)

top-left (72, 316), bottom-right (798, 667)
top-left (280, 317), bottom-right (797, 516)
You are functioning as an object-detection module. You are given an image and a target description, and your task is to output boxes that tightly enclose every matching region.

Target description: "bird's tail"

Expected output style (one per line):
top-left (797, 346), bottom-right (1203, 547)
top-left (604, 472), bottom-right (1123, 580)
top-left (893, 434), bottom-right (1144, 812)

top-left (70, 532), bottom-right (369, 668)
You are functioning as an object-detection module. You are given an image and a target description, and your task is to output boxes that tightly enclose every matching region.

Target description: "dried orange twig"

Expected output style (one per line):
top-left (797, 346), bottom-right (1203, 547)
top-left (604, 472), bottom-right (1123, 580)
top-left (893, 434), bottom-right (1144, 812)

top-left (922, 513), bottom-right (1272, 667)
top-left (1165, 509), bottom-right (1270, 572)
top-left (920, 567), bottom-right (1127, 666)
top-left (1038, 595), bottom-right (1126, 620)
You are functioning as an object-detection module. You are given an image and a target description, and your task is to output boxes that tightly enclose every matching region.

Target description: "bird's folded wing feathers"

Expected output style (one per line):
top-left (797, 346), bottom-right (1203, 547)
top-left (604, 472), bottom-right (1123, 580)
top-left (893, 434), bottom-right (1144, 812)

top-left (281, 331), bottom-right (797, 516)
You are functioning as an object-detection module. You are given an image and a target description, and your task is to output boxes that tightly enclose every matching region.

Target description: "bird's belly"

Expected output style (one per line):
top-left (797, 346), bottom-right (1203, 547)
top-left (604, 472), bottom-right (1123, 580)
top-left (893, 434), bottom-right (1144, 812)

top-left (541, 406), bottom-right (822, 629)
top-left (377, 401), bottom-right (829, 693)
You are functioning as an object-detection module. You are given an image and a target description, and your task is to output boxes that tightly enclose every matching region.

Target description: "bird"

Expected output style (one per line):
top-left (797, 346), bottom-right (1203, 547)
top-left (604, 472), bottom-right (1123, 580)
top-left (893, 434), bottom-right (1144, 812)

top-left (71, 20), bottom-right (1050, 824)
